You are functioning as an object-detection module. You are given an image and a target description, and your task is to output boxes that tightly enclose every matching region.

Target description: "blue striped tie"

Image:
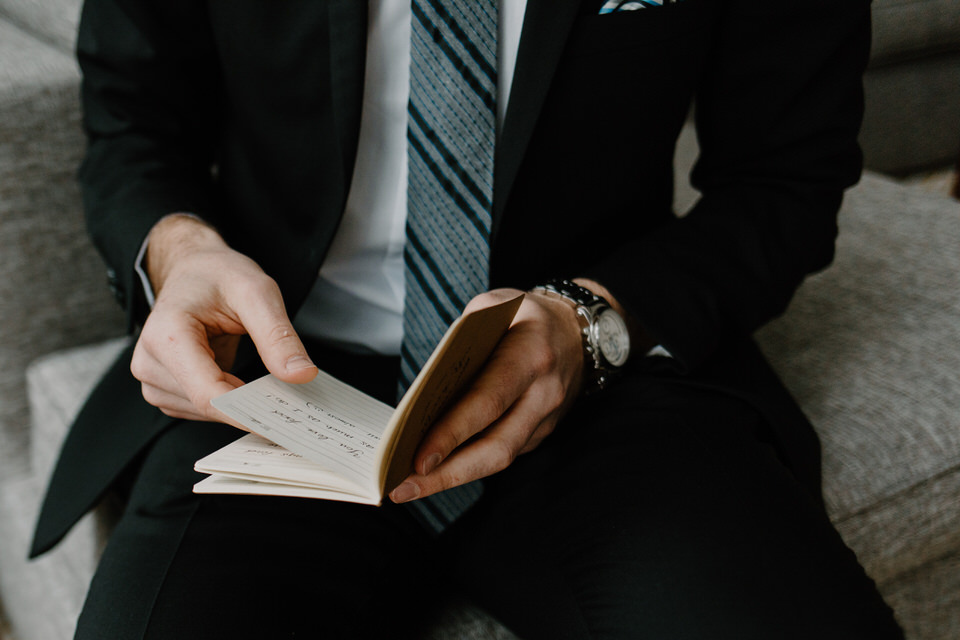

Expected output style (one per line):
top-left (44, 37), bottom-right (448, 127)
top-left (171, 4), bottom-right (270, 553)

top-left (402, 0), bottom-right (497, 532)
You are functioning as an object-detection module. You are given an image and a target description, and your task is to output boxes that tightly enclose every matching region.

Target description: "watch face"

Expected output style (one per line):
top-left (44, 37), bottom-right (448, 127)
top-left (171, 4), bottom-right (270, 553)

top-left (597, 309), bottom-right (630, 367)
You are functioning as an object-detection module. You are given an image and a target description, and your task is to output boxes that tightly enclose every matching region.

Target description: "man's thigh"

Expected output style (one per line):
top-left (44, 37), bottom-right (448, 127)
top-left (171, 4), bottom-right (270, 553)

top-left (444, 378), bottom-right (904, 640)
top-left (74, 419), bottom-right (437, 640)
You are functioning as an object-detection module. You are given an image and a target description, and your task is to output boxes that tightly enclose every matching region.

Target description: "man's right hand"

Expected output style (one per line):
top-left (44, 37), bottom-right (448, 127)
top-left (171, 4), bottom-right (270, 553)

top-left (130, 214), bottom-right (318, 424)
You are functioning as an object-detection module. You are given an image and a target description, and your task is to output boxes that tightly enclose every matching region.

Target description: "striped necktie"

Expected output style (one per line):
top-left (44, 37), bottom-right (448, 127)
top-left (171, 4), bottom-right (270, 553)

top-left (401, 0), bottom-right (497, 532)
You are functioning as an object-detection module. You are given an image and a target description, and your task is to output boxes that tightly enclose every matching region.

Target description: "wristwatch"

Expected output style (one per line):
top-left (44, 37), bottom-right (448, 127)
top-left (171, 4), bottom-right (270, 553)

top-left (532, 278), bottom-right (631, 395)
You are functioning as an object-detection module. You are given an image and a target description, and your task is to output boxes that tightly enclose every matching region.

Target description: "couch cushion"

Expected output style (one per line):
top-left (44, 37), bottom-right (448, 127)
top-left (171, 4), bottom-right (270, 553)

top-left (0, 340), bottom-right (132, 640)
top-left (756, 172), bottom-right (960, 517)
top-left (0, 17), bottom-right (75, 104)
top-left (27, 338), bottom-right (130, 478)
top-left (0, 20), bottom-right (125, 480)
top-left (0, 474), bottom-right (110, 640)
top-left (673, 124), bottom-right (960, 581)
top-left (860, 53), bottom-right (960, 174)
top-left (870, 0), bottom-right (960, 67)
top-left (880, 544), bottom-right (960, 640)
top-left (0, 0), bottom-right (82, 54)
top-left (755, 172), bottom-right (960, 579)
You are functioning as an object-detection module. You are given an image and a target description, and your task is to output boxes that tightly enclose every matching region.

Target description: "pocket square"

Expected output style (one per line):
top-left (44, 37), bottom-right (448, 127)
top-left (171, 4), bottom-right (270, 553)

top-left (599, 0), bottom-right (682, 13)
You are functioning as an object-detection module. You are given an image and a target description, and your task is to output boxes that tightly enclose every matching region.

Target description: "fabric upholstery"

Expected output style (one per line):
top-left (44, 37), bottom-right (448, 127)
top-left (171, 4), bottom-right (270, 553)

top-left (0, 0), bottom-right (81, 53)
top-left (870, 0), bottom-right (960, 66)
top-left (860, 56), bottom-right (960, 174)
top-left (0, 20), bottom-right (124, 481)
top-left (756, 172), bottom-right (960, 589)
top-left (860, 0), bottom-right (960, 173)
top-left (882, 547), bottom-right (960, 640)
top-left (758, 172), bottom-right (960, 517)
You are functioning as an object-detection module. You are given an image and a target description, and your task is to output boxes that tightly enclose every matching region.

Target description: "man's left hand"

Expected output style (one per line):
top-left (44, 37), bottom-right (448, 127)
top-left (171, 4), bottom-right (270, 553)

top-left (389, 286), bottom-right (586, 503)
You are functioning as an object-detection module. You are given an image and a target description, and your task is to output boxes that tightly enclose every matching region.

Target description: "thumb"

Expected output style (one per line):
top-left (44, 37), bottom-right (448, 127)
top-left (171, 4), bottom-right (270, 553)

top-left (235, 280), bottom-right (318, 384)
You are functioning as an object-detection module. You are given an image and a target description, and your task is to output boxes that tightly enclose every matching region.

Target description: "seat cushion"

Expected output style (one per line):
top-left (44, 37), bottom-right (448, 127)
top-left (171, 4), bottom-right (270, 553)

top-left (0, 0), bottom-right (82, 54)
top-left (0, 18), bottom-right (125, 480)
top-left (870, 0), bottom-right (960, 68)
top-left (755, 172), bottom-right (960, 581)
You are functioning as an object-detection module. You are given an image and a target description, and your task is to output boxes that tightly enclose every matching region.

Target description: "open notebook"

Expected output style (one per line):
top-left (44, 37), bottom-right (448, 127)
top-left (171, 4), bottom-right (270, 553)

top-left (193, 295), bottom-right (523, 504)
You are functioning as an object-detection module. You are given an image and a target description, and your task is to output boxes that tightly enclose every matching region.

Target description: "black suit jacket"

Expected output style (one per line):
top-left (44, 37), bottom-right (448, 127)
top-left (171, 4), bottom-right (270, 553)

top-left (32, 0), bottom-right (872, 556)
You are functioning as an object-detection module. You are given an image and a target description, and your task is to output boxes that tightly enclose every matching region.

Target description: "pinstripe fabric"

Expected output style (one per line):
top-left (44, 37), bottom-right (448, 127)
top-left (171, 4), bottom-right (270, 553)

top-left (401, 0), bottom-right (497, 532)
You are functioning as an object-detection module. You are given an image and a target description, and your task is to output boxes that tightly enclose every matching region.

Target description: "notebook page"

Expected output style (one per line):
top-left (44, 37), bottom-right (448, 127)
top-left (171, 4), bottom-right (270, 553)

top-left (211, 371), bottom-right (394, 496)
top-left (195, 433), bottom-right (367, 493)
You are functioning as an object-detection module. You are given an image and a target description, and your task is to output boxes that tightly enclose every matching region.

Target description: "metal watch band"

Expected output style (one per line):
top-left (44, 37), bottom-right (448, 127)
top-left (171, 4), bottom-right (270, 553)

top-left (531, 278), bottom-right (624, 395)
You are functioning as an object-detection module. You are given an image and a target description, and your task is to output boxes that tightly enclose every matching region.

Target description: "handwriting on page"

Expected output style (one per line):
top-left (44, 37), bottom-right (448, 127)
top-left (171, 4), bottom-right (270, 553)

top-left (261, 394), bottom-right (380, 458)
top-left (212, 371), bottom-right (394, 490)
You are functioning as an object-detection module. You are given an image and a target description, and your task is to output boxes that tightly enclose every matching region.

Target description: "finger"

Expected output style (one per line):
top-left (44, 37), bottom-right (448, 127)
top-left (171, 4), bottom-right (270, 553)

top-left (390, 403), bottom-right (538, 502)
top-left (136, 364), bottom-right (247, 415)
top-left (228, 277), bottom-right (317, 383)
top-left (140, 382), bottom-right (209, 421)
top-left (131, 343), bottom-right (185, 396)
top-left (412, 362), bottom-right (526, 476)
top-left (135, 320), bottom-right (248, 419)
top-left (518, 420), bottom-right (554, 455)
top-left (412, 326), bottom-right (558, 475)
top-left (148, 317), bottom-right (246, 418)
top-left (461, 287), bottom-right (525, 316)
top-left (140, 382), bottom-right (251, 432)
top-left (409, 289), bottom-right (528, 471)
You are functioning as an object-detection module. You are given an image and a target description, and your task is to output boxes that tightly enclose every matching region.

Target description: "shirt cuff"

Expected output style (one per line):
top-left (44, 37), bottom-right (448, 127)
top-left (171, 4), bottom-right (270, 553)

top-left (134, 212), bottom-right (203, 310)
top-left (647, 345), bottom-right (673, 358)
top-left (134, 233), bottom-right (156, 309)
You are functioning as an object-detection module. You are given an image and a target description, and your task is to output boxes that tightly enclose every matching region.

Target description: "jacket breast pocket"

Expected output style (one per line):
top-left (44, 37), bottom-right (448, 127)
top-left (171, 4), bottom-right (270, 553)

top-left (571, 0), bottom-right (712, 53)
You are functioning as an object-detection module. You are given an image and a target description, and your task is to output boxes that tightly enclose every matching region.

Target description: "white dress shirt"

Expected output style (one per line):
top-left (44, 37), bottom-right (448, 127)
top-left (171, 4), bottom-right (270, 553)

top-left (293, 0), bottom-right (527, 355)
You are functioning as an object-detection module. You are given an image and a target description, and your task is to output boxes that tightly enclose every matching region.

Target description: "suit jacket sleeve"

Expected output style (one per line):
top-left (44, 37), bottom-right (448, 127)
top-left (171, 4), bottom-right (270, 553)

top-left (583, 0), bottom-right (871, 372)
top-left (76, 0), bottom-right (223, 329)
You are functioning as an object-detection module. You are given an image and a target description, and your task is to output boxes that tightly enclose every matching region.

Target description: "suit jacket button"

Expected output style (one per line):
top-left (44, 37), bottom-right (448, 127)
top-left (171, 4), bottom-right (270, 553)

top-left (106, 268), bottom-right (126, 305)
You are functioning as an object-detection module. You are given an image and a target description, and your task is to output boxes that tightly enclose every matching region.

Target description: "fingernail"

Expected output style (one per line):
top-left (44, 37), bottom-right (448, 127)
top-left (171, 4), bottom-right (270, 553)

top-left (391, 481), bottom-right (420, 503)
top-left (422, 453), bottom-right (442, 475)
top-left (285, 355), bottom-right (316, 372)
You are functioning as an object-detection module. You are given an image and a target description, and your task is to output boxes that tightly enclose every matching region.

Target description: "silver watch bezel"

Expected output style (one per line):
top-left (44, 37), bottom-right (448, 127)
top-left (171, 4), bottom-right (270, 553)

top-left (593, 305), bottom-right (631, 368)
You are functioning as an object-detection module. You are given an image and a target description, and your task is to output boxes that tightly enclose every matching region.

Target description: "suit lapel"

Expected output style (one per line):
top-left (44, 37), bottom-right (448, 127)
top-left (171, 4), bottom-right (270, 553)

top-left (492, 0), bottom-right (580, 239)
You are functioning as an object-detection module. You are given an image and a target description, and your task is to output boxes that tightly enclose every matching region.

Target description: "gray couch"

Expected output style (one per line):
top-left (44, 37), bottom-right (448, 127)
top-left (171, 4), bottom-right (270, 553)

top-left (1, 1), bottom-right (959, 638)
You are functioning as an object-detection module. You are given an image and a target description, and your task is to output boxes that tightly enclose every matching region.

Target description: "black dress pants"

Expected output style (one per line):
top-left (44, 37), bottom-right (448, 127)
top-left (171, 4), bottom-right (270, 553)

top-left (74, 347), bottom-right (904, 639)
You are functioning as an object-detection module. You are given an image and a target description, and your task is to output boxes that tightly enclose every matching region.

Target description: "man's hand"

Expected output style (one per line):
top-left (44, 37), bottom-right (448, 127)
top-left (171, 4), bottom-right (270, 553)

top-left (130, 214), bottom-right (317, 424)
top-left (389, 285), bottom-right (589, 503)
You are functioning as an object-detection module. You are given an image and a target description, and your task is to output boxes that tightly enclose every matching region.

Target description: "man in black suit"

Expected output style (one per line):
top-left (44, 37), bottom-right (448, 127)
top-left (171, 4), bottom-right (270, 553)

top-left (33, 0), bottom-right (904, 638)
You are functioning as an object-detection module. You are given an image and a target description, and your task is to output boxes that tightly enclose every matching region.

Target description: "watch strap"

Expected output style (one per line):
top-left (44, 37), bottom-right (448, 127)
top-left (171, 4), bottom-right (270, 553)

top-left (532, 278), bottom-right (624, 395)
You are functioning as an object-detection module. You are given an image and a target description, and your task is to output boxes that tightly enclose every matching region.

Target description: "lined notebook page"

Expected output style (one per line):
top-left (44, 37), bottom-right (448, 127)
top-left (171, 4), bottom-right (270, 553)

top-left (211, 371), bottom-right (394, 494)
